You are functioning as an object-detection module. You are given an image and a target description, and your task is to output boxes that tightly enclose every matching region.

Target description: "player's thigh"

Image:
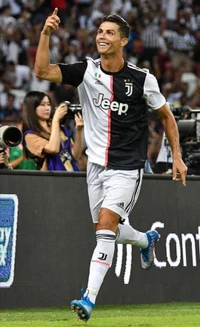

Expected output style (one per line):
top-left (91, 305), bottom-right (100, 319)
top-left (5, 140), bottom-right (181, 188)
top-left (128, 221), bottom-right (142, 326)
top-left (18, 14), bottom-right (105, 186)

top-left (87, 162), bottom-right (105, 223)
top-left (102, 169), bottom-right (143, 220)
top-left (88, 182), bottom-right (104, 223)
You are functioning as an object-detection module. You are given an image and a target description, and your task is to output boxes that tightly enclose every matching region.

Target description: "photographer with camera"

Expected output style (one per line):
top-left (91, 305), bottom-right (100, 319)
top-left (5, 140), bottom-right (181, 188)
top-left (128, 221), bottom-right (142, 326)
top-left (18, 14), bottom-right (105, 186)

top-left (0, 124), bottom-right (23, 169)
top-left (22, 91), bottom-right (84, 171)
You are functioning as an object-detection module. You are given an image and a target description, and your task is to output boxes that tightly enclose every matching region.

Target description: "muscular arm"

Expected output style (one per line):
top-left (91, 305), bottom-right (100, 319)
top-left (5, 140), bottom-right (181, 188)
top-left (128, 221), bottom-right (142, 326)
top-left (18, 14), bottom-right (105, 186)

top-left (156, 103), bottom-right (181, 158)
top-left (155, 103), bottom-right (188, 185)
top-left (34, 8), bottom-right (62, 83)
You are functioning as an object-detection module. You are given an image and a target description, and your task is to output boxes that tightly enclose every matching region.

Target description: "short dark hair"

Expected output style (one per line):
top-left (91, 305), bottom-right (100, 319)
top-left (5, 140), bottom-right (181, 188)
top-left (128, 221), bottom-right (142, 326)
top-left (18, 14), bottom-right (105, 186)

top-left (101, 14), bottom-right (130, 38)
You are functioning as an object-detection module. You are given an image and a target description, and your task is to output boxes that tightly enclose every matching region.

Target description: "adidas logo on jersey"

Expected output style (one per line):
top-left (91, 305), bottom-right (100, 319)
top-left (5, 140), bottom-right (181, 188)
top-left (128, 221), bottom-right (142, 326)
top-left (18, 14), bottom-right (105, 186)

top-left (95, 79), bottom-right (103, 85)
top-left (116, 202), bottom-right (125, 209)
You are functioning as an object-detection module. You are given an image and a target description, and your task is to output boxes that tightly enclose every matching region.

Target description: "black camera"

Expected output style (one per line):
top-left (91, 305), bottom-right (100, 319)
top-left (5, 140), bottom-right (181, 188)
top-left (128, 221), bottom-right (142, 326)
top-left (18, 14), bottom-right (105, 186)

top-left (63, 101), bottom-right (82, 116)
top-left (50, 101), bottom-right (82, 123)
top-left (173, 106), bottom-right (200, 175)
top-left (0, 125), bottom-right (23, 152)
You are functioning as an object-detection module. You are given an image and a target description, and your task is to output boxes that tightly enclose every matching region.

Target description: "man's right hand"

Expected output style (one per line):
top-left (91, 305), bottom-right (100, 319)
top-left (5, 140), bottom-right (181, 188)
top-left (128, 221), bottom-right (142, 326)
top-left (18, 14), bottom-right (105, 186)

top-left (42, 8), bottom-right (60, 36)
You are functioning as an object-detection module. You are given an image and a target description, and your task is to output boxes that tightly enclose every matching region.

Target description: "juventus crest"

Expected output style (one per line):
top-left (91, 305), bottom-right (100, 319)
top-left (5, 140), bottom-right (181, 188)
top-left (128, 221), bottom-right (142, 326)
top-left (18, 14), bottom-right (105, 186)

top-left (124, 80), bottom-right (133, 96)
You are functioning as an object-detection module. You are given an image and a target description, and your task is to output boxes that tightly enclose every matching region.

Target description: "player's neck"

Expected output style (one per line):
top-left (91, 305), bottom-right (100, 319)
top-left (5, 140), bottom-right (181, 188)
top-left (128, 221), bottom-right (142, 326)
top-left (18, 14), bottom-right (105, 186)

top-left (100, 56), bottom-right (125, 73)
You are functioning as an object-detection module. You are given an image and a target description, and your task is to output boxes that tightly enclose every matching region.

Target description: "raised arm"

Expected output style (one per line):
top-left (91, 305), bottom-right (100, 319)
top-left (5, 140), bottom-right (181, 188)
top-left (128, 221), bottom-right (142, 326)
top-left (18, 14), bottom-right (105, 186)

top-left (155, 103), bottom-right (188, 186)
top-left (34, 8), bottom-right (62, 83)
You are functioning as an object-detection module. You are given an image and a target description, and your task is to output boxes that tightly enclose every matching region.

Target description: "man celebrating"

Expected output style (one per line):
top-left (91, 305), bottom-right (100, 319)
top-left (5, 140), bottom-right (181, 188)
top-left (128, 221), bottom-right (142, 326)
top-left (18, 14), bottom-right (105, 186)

top-left (34, 9), bottom-right (187, 322)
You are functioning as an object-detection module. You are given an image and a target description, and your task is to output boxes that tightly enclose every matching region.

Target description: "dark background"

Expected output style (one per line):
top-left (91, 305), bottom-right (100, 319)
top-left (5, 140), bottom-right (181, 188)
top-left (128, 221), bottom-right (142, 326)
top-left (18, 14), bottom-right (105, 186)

top-left (0, 171), bottom-right (200, 308)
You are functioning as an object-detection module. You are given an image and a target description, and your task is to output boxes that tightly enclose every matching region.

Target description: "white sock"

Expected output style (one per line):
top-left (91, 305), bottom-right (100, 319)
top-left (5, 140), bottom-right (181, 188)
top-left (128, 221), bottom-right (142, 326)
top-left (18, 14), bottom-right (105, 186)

top-left (84, 229), bottom-right (116, 304)
top-left (116, 224), bottom-right (148, 248)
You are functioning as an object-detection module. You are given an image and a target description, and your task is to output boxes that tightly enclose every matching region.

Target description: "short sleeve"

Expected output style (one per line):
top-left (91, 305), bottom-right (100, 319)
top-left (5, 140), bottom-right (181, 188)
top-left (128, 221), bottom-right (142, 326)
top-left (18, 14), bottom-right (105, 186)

top-left (58, 59), bottom-right (87, 87)
top-left (25, 134), bottom-right (48, 158)
top-left (143, 72), bottom-right (166, 110)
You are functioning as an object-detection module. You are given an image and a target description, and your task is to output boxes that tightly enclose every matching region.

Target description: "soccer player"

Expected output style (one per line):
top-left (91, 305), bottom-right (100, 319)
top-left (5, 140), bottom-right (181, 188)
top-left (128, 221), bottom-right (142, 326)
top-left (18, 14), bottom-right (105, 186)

top-left (34, 9), bottom-right (188, 322)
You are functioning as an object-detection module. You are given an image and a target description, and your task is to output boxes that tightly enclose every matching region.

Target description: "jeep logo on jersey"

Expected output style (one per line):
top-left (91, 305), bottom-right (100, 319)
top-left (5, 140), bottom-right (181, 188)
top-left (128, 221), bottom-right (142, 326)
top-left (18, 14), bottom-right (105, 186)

top-left (93, 93), bottom-right (128, 115)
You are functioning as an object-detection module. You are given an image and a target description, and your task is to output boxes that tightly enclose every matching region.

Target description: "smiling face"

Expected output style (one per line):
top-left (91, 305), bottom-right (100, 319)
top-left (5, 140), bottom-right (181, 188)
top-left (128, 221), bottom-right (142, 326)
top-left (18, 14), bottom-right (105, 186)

top-left (35, 96), bottom-right (51, 122)
top-left (96, 21), bottom-right (128, 57)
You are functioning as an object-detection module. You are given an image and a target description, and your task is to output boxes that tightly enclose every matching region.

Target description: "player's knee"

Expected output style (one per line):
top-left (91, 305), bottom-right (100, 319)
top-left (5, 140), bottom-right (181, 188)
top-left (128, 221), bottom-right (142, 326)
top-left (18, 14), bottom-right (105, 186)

top-left (97, 208), bottom-right (119, 232)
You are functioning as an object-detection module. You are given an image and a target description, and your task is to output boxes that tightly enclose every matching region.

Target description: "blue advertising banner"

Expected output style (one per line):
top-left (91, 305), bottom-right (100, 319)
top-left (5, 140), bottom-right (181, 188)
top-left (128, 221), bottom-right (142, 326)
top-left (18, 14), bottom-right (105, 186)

top-left (0, 194), bottom-right (18, 288)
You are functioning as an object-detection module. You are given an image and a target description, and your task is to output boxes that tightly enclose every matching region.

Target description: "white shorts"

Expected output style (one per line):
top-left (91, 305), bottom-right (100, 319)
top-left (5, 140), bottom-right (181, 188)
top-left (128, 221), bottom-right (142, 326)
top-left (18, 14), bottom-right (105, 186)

top-left (87, 162), bottom-right (143, 223)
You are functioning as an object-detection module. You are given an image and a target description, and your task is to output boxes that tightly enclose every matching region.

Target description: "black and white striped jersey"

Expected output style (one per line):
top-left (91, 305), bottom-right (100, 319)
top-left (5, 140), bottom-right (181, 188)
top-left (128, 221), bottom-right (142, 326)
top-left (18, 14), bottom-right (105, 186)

top-left (167, 31), bottom-right (196, 54)
top-left (59, 57), bottom-right (165, 170)
top-left (142, 24), bottom-right (161, 48)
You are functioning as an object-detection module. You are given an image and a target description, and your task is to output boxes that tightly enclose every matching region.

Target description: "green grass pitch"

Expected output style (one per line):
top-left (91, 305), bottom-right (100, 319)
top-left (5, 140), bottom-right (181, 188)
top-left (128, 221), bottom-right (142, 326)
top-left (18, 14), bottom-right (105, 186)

top-left (0, 302), bottom-right (200, 326)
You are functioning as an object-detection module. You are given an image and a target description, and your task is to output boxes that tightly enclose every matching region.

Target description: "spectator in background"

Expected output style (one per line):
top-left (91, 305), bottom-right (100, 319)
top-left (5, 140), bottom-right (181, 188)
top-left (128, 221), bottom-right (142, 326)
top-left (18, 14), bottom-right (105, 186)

top-left (0, 77), bottom-right (22, 121)
top-left (166, 18), bottom-right (196, 70)
top-left (0, 4), bottom-right (17, 34)
top-left (76, 1), bottom-right (103, 32)
top-left (140, 7), bottom-right (166, 69)
top-left (64, 39), bottom-right (81, 64)
top-left (7, 0), bottom-right (21, 18)
top-left (162, 64), bottom-right (188, 108)
top-left (0, 92), bottom-right (21, 122)
top-left (3, 60), bottom-right (31, 109)
top-left (6, 60), bottom-right (31, 91)
top-left (189, 1), bottom-right (200, 34)
top-left (22, 91), bottom-right (84, 171)
top-left (165, 0), bottom-right (178, 30)
top-left (93, 0), bottom-right (112, 16)
top-left (111, 0), bottom-right (133, 20)
top-left (6, 26), bottom-right (29, 65)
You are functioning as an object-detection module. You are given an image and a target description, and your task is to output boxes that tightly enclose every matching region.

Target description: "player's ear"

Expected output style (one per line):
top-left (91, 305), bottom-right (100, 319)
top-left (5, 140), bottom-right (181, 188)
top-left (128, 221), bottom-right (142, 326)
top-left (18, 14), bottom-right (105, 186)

top-left (120, 38), bottom-right (128, 47)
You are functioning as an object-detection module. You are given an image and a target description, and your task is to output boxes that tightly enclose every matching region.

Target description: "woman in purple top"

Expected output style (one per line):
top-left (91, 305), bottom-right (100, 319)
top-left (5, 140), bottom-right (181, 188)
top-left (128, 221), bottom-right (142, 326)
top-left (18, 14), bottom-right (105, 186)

top-left (22, 91), bottom-right (84, 171)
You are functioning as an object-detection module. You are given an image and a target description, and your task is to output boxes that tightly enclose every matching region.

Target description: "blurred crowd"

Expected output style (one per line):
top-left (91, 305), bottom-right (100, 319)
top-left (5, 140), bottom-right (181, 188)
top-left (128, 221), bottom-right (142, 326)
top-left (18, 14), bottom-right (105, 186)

top-left (0, 0), bottom-right (200, 172)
